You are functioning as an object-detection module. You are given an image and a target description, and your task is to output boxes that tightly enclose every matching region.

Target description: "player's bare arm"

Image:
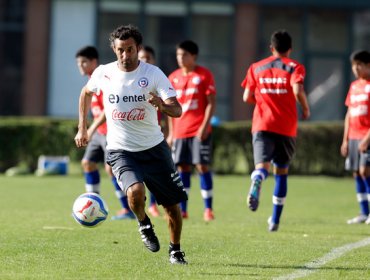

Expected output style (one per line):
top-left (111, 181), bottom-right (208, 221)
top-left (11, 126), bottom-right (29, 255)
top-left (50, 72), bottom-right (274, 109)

top-left (293, 83), bottom-right (310, 119)
top-left (197, 94), bottom-right (216, 140)
top-left (75, 86), bottom-right (93, 148)
top-left (148, 93), bottom-right (182, 118)
top-left (87, 112), bottom-right (106, 140)
top-left (242, 88), bottom-right (256, 104)
top-left (166, 115), bottom-right (174, 147)
top-left (341, 111), bottom-right (350, 157)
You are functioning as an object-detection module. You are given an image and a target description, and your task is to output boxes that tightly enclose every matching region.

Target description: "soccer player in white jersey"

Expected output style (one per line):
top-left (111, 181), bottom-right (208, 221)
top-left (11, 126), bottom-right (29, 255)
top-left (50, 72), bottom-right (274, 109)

top-left (74, 25), bottom-right (188, 265)
top-left (75, 46), bottom-right (135, 221)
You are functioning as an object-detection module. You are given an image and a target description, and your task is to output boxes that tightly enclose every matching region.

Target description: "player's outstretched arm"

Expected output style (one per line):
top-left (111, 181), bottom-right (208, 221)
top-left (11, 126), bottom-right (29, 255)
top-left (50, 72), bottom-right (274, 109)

top-left (148, 93), bottom-right (182, 118)
top-left (161, 97), bottom-right (182, 118)
top-left (75, 86), bottom-right (93, 148)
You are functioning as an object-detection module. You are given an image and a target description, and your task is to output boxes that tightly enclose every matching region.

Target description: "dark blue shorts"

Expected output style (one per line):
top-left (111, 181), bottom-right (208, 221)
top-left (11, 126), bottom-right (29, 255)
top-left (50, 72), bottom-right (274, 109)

top-left (106, 140), bottom-right (188, 206)
top-left (252, 131), bottom-right (296, 167)
top-left (172, 135), bottom-right (212, 166)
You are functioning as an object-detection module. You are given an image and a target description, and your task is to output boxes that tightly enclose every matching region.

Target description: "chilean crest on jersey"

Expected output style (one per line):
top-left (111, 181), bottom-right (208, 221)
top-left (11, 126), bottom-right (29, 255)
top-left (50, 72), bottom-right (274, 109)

top-left (138, 77), bottom-right (149, 88)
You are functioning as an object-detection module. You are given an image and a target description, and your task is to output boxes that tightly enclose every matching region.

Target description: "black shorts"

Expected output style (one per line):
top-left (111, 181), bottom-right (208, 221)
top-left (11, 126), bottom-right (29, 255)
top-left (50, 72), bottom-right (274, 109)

top-left (172, 135), bottom-right (212, 166)
top-left (106, 140), bottom-right (188, 206)
top-left (252, 131), bottom-right (296, 167)
top-left (345, 139), bottom-right (370, 171)
top-left (82, 132), bottom-right (107, 163)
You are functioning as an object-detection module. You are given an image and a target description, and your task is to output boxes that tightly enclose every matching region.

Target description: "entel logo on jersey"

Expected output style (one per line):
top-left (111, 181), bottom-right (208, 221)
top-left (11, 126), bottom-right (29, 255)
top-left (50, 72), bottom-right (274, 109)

top-left (138, 77), bottom-right (149, 88)
top-left (108, 94), bottom-right (146, 104)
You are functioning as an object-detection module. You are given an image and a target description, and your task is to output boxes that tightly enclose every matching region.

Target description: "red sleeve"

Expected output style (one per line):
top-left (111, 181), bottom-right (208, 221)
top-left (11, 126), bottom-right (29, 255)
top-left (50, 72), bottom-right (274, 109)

top-left (345, 83), bottom-right (353, 107)
top-left (345, 93), bottom-right (350, 107)
top-left (205, 70), bottom-right (216, 96)
top-left (98, 90), bottom-right (104, 109)
top-left (241, 66), bottom-right (256, 91)
top-left (291, 64), bottom-right (305, 85)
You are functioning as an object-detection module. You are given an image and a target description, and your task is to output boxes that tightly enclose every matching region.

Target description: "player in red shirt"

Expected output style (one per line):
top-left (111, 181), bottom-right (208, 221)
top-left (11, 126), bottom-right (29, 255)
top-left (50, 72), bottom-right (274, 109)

top-left (75, 46), bottom-right (134, 220)
top-left (341, 50), bottom-right (370, 225)
top-left (168, 40), bottom-right (216, 222)
top-left (241, 30), bottom-right (310, 231)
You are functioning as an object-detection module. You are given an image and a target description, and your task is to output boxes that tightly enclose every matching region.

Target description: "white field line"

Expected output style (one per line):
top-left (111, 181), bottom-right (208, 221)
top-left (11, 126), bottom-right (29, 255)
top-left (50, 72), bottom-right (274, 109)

top-left (273, 237), bottom-right (370, 280)
top-left (43, 226), bottom-right (74, 230)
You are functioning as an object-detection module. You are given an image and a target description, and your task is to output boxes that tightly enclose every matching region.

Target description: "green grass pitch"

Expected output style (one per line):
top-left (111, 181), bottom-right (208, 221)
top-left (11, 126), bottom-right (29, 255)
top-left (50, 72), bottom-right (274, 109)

top-left (0, 174), bottom-right (369, 279)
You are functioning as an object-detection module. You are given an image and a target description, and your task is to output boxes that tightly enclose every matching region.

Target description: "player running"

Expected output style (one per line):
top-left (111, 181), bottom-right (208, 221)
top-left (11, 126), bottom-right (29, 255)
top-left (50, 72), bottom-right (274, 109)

top-left (241, 30), bottom-right (310, 231)
top-left (75, 25), bottom-right (188, 264)
top-left (75, 46), bottom-right (135, 220)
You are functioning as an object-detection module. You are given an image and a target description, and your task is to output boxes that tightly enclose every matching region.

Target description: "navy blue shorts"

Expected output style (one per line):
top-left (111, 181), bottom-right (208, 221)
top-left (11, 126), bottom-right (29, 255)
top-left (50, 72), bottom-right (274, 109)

top-left (107, 140), bottom-right (188, 206)
top-left (252, 131), bottom-right (296, 167)
top-left (172, 135), bottom-right (212, 166)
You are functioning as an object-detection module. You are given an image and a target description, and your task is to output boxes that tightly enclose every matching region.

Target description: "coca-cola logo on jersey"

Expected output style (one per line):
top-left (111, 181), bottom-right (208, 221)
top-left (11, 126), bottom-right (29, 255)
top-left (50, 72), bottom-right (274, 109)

top-left (112, 108), bottom-right (145, 121)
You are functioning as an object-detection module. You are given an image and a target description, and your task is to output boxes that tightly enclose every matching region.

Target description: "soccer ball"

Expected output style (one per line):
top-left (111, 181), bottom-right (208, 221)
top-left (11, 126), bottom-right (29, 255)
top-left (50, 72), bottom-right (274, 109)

top-left (72, 193), bottom-right (109, 227)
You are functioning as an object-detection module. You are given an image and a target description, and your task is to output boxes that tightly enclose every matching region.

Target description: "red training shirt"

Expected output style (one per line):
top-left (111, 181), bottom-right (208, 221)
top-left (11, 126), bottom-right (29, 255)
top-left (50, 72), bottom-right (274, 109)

top-left (91, 90), bottom-right (107, 135)
top-left (169, 65), bottom-right (216, 139)
top-left (345, 79), bottom-right (370, 139)
top-left (241, 56), bottom-right (305, 137)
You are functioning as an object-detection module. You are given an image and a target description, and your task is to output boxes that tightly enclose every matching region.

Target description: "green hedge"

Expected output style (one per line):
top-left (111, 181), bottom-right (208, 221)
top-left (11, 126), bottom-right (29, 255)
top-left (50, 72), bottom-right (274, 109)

top-left (0, 117), bottom-right (83, 172)
top-left (212, 121), bottom-right (345, 176)
top-left (0, 117), bottom-right (346, 176)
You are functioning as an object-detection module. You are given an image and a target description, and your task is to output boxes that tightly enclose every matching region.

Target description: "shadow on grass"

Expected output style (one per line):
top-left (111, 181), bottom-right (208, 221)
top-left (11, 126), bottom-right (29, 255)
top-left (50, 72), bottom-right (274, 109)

top-left (226, 263), bottom-right (367, 271)
top-left (181, 262), bottom-right (365, 279)
top-left (193, 263), bottom-right (367, 278)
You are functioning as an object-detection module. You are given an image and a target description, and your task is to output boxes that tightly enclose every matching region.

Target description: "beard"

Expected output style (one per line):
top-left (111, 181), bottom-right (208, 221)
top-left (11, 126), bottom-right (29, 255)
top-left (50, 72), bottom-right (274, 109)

top-left (118, 58), bottom-right (137, 71)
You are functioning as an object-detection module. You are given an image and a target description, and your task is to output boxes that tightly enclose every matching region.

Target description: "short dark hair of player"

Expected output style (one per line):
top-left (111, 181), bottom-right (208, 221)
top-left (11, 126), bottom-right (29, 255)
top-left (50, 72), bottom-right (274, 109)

top-left (350, 50), bottom-right (370, 64)
top-left (75, 46), bottom-right (99, 60)
top-left (109, 24), bottom-right (143, 47)
top-left (177, 40), bottom-right (199, 55)
top-left (143, 46), bottom-right (155, 58)
top-left (271, 30), bottom-right (292, 54)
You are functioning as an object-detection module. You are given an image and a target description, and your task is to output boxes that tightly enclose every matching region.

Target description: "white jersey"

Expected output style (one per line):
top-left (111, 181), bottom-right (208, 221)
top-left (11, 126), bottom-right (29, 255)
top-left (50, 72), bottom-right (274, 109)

top-left (86, 61), bottom-right (176, 151)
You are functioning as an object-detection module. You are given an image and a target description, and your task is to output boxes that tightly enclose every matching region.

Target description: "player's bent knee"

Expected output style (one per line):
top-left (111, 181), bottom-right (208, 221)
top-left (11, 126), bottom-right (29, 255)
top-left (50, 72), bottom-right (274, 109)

top-left (127, 183), bottom-right (146, 199)
top-left (81, 160), bottom-right (97, 172)
top-left (177, 165), bottom-right (192, 173)
top-left (196, 164), bottom-right (209, 173)
top-left (359, 165), bottom-right (370, 177)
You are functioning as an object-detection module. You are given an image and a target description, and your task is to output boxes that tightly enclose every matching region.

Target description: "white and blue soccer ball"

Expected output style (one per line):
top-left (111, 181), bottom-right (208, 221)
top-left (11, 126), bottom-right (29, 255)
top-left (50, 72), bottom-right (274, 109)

top-left (72, 193), bottom-right (109, 227)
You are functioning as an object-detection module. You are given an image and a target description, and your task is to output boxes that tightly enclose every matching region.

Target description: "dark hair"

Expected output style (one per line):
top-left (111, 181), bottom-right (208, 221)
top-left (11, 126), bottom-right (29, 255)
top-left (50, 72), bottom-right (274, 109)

top-left (109, 24), bottom-right (143, 46)
top-left (350, 50), bottom-right (370, 64)
top-left (143, 46), bottom-right (155, 58)
top-left (177, 40), bottom-right (199, 55)
top-left (271, 30), bottom-right (292, 54)
top-left (75, 46), bottom-right (99, 60)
